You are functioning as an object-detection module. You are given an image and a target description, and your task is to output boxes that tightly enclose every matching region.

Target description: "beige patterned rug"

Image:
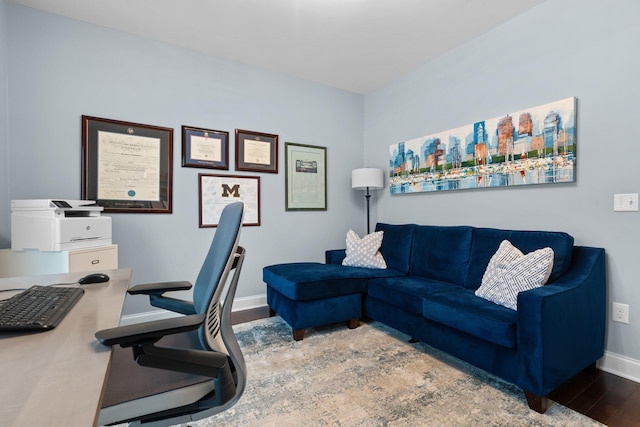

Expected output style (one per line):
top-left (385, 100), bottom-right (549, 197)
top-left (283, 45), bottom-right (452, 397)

top-left (185, 316), bottom-right (603, 427)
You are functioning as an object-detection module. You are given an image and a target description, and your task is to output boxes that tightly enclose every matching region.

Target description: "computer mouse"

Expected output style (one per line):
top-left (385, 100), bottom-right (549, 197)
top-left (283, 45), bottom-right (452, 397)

top-left (78, 273), bottom-right (110, 285)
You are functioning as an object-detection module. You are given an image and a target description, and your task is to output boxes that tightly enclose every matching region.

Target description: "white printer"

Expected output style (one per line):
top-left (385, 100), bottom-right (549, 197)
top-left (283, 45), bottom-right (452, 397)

top-left (11, 199), bottom-right (112, 251)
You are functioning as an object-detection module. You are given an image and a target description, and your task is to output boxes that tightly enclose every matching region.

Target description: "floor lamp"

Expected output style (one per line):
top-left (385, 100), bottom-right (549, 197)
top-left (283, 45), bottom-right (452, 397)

top-left (352, 168), bottom-right (384, 234)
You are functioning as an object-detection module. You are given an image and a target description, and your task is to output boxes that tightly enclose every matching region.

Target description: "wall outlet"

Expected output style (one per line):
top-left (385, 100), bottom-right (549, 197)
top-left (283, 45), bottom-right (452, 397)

top-left (612, 302), bottom-right (629, 324)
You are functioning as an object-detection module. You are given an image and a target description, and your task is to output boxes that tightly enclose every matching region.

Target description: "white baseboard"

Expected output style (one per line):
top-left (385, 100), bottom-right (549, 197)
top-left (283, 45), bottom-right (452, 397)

top-left (233, 293), bottom-right (268, 311)
top-left (598, 350), bottom-right (640, 383)
top-left (119, 293), bottom-right (268, 326)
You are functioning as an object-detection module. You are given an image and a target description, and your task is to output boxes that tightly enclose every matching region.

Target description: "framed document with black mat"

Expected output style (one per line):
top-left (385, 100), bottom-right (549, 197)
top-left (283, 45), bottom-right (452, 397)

top-left (82, 115), bottom-right (173, 213)
top-left (235, 129), bottom-right (278, 173)
top-left (182, 125), bottom-right (229, 170)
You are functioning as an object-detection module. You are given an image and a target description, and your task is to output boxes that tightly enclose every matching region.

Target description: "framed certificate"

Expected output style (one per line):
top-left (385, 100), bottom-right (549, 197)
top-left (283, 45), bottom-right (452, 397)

top-left (235, 129), bottom-right (278, 173)
top-left (182, 126), bottom-right (229, 170)
top-left (285, 142), bottom-right (327, 211)
top-left (199, 174), bottom-right (260, 227)
top-left (81, 116), bottom-right (173, 213)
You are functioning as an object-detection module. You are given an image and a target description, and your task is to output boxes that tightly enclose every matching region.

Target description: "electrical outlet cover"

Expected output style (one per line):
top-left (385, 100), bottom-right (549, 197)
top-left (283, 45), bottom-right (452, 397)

top-left (614, 193), bottom-right (639, 211)
top-left (612, 302), bottom-right (630, 324)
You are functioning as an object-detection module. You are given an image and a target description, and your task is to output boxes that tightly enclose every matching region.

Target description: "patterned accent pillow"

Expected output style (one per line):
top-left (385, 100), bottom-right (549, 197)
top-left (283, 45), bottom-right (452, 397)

top-left (342, 230), bottom-right (387, 269)
top-left (475, 240), bottom-right (554, 310)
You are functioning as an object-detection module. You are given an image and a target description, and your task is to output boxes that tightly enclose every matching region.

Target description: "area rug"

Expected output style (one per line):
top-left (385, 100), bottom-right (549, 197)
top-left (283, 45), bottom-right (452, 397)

top-left (185, 316), bottom-right (603, 427)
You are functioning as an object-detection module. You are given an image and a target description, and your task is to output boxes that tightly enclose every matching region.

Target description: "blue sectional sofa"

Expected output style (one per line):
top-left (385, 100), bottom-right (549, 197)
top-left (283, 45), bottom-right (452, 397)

top-left (263, 223), bottom-right (606, 413)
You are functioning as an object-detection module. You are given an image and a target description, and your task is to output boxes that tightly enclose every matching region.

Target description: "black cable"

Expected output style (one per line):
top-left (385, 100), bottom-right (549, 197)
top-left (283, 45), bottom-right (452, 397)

top-left (0, 288), bottom-right (28, 293)
top-left (0, 289), bottom-right (28, 303)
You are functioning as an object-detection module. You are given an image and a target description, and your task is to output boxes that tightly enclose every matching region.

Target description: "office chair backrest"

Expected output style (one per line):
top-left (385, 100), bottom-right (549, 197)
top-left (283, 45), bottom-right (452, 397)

top-left (192, 202), bottom-right (244, 350)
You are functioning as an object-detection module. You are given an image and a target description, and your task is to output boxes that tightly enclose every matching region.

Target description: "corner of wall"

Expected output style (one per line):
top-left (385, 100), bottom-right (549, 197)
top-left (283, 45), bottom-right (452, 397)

top-left (0, 0), bottom-right (11, 248)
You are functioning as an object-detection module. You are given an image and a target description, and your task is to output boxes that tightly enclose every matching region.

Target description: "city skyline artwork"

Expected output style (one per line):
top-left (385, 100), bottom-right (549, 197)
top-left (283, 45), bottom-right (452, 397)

top-left (389, 96), bottom-right (576, 194)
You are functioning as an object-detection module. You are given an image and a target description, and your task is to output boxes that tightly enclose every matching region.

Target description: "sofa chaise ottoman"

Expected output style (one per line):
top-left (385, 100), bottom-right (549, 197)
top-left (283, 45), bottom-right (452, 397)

top-left (263, 262), bottom-right (404, 340)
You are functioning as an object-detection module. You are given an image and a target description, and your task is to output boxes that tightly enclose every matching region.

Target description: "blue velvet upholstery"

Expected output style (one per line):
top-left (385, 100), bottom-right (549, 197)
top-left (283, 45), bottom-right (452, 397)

top-left (464, 227), bottom-right (574, 289)
top-left (409, 225), bottom-right (473, 286)
top-left (368, 276), bottom-right (459, 315)
top-left (515, 246), bottom-right (606, 396)
top-left (422, 288), bottom-right (518, 348)
top-left (325, 249), bottom-right (346, 265)
top-left (267, 287), bottom-right (361, 330)
top-left (263, 262), bottom-right (403, 301)
top-left (374, 223), bottom-right (416, 273)
top-left (262, 223), bottom-right (606, 411)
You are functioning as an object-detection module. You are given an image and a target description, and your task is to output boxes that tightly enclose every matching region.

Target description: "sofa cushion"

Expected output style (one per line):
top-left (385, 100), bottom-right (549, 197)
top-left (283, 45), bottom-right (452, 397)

top-left (464, 227), bottom-right (574, 289)
top-left (263, 262), bottom-right (402, 301)
top-left (342, 230), bottom-right (387, 269)
top-left (374, 223), bottom-right (416, 274)
top-left (409, 225), bottom-right (473, 286)
top-left (475, 240), bottom-right (554, 310)
top-left (423, 288), bottom-right (518, 349)
top-left (367, 276), bottom-right (461, 315)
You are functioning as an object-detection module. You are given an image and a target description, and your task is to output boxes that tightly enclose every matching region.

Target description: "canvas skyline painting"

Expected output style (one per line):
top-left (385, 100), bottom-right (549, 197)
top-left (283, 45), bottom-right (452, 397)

top-left (389, 97), bottom-right (576, 194)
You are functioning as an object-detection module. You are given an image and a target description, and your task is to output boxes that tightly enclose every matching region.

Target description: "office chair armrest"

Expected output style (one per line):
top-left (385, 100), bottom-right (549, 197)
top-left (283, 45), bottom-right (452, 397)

top-left (128, 280), bottom-right (193, 295)
top-left (95, 314), bottom-right (204, 347)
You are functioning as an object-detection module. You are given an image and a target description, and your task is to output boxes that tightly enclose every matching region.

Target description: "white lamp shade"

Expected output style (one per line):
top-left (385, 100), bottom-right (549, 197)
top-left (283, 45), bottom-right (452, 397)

top-left (352, 168), bottom-right (384, 190)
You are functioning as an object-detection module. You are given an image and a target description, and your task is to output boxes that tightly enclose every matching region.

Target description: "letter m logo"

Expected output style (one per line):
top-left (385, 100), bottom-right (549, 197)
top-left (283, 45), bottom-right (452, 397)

top-left (221, 184), bottom-right (240, 198)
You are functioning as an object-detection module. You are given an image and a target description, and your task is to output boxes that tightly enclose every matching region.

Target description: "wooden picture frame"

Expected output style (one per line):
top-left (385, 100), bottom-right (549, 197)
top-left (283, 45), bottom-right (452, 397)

top-left (235, 129), bottom-right (278, 173)
top-left (285, 142), bottom-right (327, 211)
top-left (199, 174), bottom-right (260, 227)
top-left (81, 115), bottom-right (173, 213)
top-left (182, 125), bottom-right (229, 170)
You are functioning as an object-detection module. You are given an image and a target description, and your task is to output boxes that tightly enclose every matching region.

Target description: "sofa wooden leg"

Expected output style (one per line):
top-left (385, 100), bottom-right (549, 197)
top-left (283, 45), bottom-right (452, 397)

top-left (584, 362), bottom-right (598, 373)
top-left (292, 329), bottom-right (305, 341)
top-left (524, 391), bottom-right (551, 413)
top-left (268, 307), bottom-right (276, 317)
top-left (348, 318), bottom-right (359, 329)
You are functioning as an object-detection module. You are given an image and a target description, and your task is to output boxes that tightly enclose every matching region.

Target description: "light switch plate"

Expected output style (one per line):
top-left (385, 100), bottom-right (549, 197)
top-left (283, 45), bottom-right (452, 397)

top-left (614, 193), bottom-right (639, 211)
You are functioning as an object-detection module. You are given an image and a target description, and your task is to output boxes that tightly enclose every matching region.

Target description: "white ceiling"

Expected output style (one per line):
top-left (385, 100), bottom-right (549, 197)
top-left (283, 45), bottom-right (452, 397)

top-left (10, 0), bottom-right (547, 94)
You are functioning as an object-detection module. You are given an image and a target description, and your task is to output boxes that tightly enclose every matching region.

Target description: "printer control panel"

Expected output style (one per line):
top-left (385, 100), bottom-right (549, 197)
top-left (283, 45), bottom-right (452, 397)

top-left (52, 200), bottom-right (72, 208)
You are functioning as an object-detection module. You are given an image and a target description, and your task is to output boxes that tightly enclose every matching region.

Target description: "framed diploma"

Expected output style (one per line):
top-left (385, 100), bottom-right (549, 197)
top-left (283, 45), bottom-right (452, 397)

top-left (235, 129), bottom-right (278, 173)
top-left (199, 174), bottom-right (260, 227)
top-left (285, 142), bottom-right (327, 211)
top-left (81, 116), bottom-right (173, 213)
top-left (182, 126), bottom-right (229, 170)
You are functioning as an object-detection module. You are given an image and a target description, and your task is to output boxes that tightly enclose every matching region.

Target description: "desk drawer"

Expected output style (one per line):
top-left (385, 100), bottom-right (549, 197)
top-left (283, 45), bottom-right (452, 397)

top-left (68, 245), bottom-right (118, 272)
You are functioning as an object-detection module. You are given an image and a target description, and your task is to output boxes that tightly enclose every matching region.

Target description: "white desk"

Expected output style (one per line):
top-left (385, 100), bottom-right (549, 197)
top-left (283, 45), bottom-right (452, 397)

top-left (0, 268), bottom-right (131, 427)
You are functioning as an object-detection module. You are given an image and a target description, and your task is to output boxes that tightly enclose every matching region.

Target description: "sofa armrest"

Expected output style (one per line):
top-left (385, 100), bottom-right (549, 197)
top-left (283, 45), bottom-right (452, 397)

top-left (516, 246), bottom-right (606, 396)
top-left (325, 249), bottom-right (346, 264)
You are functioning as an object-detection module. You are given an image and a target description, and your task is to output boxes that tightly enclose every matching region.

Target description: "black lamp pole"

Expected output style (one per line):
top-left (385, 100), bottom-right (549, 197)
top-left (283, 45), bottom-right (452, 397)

top-left (352, 167), bottom-right (383, 235)
top-left (365, 186), bottom-right (372, 234)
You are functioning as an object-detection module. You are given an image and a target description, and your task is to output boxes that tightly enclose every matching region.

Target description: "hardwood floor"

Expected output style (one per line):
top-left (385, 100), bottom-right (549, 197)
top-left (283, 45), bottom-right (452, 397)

top-left (231, 307), bottom-right (640, 426)
top-left (550, 368), bottom-right (640, 426)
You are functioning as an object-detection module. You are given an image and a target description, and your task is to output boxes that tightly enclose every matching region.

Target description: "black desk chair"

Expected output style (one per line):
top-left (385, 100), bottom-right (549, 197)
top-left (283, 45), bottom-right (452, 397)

top-left (96, 202), bottom-right (246, 426)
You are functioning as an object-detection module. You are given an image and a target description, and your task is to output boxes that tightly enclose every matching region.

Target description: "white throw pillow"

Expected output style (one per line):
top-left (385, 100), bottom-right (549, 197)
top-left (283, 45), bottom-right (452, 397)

top-left (475, 240), bottom-right (554, 310)
top-left (342, 230), bottom-right (387, 269)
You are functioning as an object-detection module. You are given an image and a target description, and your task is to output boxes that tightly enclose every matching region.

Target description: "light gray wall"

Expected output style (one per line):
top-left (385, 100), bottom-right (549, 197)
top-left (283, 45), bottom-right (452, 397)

top-left (3, 3), bottom-right (366, 315)
top-left (4, 0), bottom-right (639, 364)
top-left (364, 0), bottom-right (640, 361)
top-left (0, 0), bottom-right (9, 248)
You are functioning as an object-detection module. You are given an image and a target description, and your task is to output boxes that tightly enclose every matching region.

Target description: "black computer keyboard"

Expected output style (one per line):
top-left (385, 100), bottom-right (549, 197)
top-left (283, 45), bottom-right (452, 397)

top-left (0, 285), bottom-right (84, 331)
